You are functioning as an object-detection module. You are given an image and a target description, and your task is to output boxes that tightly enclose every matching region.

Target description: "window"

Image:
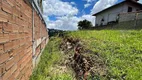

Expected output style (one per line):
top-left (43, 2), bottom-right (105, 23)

top-left (136, 9), bottom-right (140, 11)
top-left (101, 18), bottom-right (104, 22)
top-left (128, 7), bottom-right (132, 12)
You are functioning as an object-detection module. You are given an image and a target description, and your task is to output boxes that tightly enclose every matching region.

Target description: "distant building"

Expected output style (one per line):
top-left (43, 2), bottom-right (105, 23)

top-left (93, 0), bottom-right (142, 26)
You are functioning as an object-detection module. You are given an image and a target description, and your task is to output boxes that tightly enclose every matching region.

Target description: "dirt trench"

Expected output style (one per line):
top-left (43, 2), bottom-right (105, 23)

top-left (59, 37), bottom-right (108, 80)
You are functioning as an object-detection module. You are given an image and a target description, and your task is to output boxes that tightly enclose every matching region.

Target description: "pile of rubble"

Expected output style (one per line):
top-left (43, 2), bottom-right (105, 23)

top-left (59, 37), bottom-right (108, 80)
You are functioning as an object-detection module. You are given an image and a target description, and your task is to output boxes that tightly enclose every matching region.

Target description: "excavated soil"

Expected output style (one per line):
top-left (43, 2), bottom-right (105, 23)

top-left (59, 37), bottom-right (108, 80)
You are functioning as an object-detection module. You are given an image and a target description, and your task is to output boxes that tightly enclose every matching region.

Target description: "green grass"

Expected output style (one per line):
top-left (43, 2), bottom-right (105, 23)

top-left (30, 29), bottom-right (142, 80)
top-left (66, 30), bottom-right (142, 80)
top-left (30, 37), bottom-right (74, 80)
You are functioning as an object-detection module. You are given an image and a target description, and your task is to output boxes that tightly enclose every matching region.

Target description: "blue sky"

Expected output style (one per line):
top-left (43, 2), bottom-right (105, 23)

top-left (47, 0), bottom-right (98, 21)
top-left (42, 0), bottom-right (141, 30)
top-left (60, 0), bottom-right (97, 16)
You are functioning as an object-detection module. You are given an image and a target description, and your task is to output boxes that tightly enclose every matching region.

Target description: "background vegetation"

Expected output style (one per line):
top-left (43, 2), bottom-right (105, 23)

top-left (78, 19), bottom-right (93, 30)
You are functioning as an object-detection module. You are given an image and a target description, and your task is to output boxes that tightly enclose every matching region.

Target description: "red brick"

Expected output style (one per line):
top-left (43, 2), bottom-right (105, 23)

top-left (0, 22), bottom-right (2, 32)
top-left (2, 68), bottom-right (11, 80)
top-left (0, 33), bottom-right (9, 44)
top-left (6, 58), bottom-right (15, 70)
top-left (0, 52), bottom-right (9, 64)
top-left (10, 64), bottom-right (17, 74)
top-left (1, 0), bottom-right (12, 14)
top-left (20, 75), bottom-right (25, 80)
top-left (24, 26), bottom-right (29, 33)
top-left (12, 47), bottom-right (22, 57)
top-left (0, 63), bottom-right (6, 76)
top-left (8, 74), bottom-right (15, 80)
top-left (0, 11), bottom-right (9, 22)
top-left (15, 0), bottom-right (21, 7)
top-left (8, 50), bottom-right (13, 58)
top-left (21, 66), bottom-right (27, 75)
top-left (4, 41), bottom-right (13, 51)
top-left (17, 33), bottom-right (21, 39)
top-left (18, 51), bottom-right (25, 62)
top-left (13, 6), bottom-right (19, 17)
top-left (12, 24), bottom-right (19, 33)
top-left (14, 54), bottom-right (19, 63)
top-left (8, 15), bottom-right (16, 24)
top-left (24, 10), bottom-right (32, 19)
top-left (15, 4), bottom-right (21, 13)
top-left (20, 13), bottom-right (29, 22)
top-left (18, 26), bottom-right (24, 33)
top-left (22, 33), bottom-right (26, 38)
top-left (18, 57), bottom-right (26, 70)
top-left (24, 44), bottom-right (30, 50)
top-left (16, 17), bottom-right (24, 26)
top-left (3, 22), bottom-right (12, 32)
top-left (16, 71), bottom-right (22, 80)
top-left (12, 40), bottom-right (20, 49)
top-left (18, 0), bottom-right (24, 7)
top-left (0, 44), bottom-right (4, 53)
top-left (9, 33), bottom-right (17, 41)
top-left (0, 76), bottom-right (2, 80)
top-left (12, 69), bottom-right (20, 79)
top-left (6, 0), bottom-right (15, 6)
top-left (2, 63), bottom-right (17, 80)
top-left (26, 46), bottom-right (32, 54)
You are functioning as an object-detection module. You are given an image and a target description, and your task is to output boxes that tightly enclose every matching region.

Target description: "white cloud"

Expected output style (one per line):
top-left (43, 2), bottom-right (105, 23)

top-left (84, 0), bottom-right (95, 3)
top-left (84, 0), bottom-right (95, 8)
top-left (91, 0), bottom-right (117, 14)
top-left (46, 15), bottom-right (95, 31)
top-left (47, 16), bottom-right (80, 30)
top-left (43, 0), bottom-right (80, 30)
top-left (43, 0), bottom-right (78, 16)
top-left (84, 3), bottom-right (91, 8)
top-left (42, 0), bottom-right (117, 30)
top-left (70, 2), bottom-right (76, 5)
top-left (138, 0), bottom-right (142, 3)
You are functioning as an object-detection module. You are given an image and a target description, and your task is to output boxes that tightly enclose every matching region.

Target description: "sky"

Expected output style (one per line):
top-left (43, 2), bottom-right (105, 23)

top-left (42, 0), bottom-right (142, 31)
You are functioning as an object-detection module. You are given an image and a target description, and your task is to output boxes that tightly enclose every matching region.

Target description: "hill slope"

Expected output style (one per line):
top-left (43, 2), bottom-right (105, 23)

top-left (30, 30), bottom-right (142, 80)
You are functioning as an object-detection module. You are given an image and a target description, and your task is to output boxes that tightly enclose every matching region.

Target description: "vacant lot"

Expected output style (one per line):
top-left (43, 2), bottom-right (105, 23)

top-left (30, 30), bottom-right (142, 80)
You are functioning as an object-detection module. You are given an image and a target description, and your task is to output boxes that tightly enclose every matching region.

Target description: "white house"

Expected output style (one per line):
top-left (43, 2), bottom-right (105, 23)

top-left (93, 0), bottom-right (142, 26)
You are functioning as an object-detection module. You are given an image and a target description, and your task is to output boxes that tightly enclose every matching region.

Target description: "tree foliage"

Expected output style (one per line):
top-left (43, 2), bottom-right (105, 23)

top-left (78, 19), bottom-right (93, 30)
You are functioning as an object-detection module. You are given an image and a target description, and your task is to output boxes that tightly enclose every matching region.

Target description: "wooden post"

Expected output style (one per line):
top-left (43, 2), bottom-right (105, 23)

top-left (134, 12), bottom-right (138, 29)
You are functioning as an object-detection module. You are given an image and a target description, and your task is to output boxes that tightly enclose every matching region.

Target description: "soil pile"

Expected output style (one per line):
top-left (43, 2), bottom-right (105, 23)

top-left (60, 37), bottom-right (108, 80)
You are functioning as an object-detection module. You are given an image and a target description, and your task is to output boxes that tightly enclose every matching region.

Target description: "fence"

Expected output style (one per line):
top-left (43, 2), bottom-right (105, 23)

top-left (0, 0), bottom-right (48, 80)
top-left (118, 11), bottom-right (142, 29)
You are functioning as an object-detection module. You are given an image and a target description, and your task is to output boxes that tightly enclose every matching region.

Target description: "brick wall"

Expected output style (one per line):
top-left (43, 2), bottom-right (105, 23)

top-left (0, 0), bottom-right (48, 80)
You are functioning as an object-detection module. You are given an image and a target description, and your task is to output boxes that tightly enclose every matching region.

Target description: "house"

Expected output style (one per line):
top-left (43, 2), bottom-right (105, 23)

top-left (93, 0), bottom-right (142, 26)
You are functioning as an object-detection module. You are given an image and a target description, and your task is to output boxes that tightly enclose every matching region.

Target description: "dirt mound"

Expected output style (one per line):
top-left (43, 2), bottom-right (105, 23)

top-left (59, 37), bottom-right (108, 80)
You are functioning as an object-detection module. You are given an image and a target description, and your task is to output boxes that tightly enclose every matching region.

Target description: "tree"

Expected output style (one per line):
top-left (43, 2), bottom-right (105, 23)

top-left (78, 19), bottom-right (93, 30)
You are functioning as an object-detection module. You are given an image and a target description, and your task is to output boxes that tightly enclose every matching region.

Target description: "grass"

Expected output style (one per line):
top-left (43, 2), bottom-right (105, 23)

top-left (30, 37), bottom-right (74, 80)
top-left (30, 29), bottom-right (142, 80)
top-left (66, 30), bottom-right (142, 80)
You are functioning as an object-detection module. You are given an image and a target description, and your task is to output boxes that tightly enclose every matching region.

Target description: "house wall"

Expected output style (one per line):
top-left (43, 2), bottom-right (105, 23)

top-left (0, 0), bottom-right (48, 80)
top-left (95, 2), bottom-right (142, 26)
top-left (95, 3), bottom-right (125, 26)
top-left (123, 2), bottom-right (142, 12)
